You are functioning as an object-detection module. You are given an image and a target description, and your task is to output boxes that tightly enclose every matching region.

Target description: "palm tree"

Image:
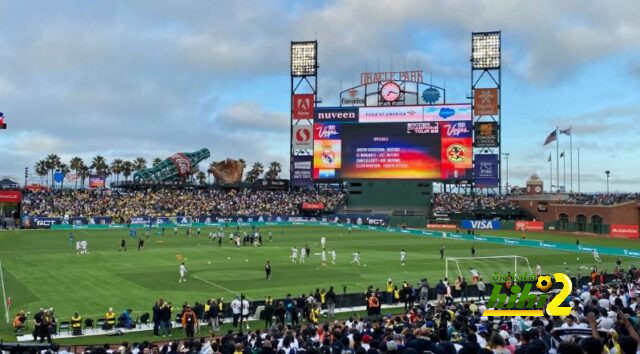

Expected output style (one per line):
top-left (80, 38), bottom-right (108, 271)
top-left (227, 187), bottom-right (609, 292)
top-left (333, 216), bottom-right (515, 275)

top-left (152, 158), bottom-right (162, 167)
top-left (91, 156), bottom-right (109, 176)
top-left (122, 160), bottom-right (134, 181)
top-left (44, 154), bottom-right (61, 187)
top-left (133, 157), bottom-right (147, 171)
top-left (35, 160), bottom-right (48, 185)
top-left (245, 162), bottom-right (264, 182)
top-left (265, 161), bottom-right (282, 180)
top-left (196, 171), bottom-right (207, 185)
top-left (110, 159), bottom-right (124, 184)
top-left (69, 157), bottom-right (84, 189)
top-left (78, 165), bottom-right (90, 189)
top-left (58, 163), bottom-right (70, 189)
top-left (238, 159), bottom-right (247, 180)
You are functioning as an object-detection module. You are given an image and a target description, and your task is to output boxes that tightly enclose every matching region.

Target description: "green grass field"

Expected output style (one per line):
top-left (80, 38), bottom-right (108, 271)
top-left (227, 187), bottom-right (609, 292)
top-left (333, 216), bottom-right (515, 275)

top-left (0, 225), bottom-right (638, 342)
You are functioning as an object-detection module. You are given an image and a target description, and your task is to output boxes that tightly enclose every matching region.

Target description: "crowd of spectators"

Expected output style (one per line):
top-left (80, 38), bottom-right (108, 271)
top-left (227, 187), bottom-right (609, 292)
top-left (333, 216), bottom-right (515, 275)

top-left (20, 189), bottom-right (346, 220)
top-left (12, 265), bottom-right (640, 354)
top-left (560, 194), bottom-right (640, 206)
top-left (431, 194), bottom-right (520, 215)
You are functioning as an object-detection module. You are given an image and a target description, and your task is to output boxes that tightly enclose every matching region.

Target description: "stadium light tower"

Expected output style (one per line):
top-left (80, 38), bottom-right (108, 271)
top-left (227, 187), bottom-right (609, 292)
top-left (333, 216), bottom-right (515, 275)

top-left (502, 152), bottom-right (510, 194)
top-left (290, 41), bottom-right (318, 188)
top-left (605, 170), bottom-right (610, 194)
top-left (471, 31), bottom-right (502, 195)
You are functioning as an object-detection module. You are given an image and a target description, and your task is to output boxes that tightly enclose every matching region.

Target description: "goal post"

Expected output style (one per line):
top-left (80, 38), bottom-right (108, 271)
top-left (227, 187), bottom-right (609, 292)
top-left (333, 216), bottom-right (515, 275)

top-left (444, 255), bottom-right (532, 280)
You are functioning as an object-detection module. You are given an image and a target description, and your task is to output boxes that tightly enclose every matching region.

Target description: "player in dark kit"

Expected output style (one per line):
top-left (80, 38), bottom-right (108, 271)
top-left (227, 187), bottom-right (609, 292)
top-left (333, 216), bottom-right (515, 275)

top-left (120, 239), bottom-right (127, 252)
top-left (471, 244), bottom-right (476, 257)
top-left (138, 238), bottom-right (144, 251)
top-left (440, 245), bottom-right (445, 260)
top-left (265, 260), bottom-right (272, 280)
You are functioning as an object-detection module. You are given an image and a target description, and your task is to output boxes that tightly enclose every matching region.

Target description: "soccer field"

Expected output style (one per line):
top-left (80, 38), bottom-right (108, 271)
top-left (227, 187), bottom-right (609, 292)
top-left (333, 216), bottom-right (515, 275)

top-left (0, 225), bottom-right (637, 339)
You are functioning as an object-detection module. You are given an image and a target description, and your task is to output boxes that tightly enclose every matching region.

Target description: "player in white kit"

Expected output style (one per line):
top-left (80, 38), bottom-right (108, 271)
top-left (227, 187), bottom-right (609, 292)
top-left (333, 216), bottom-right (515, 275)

top-left (321, 250), bottom-right (327, 266)
top-left (320, 236), bottom-right (326, 250)
top-left (76, 241), bottom-right (81, 255)
top-left (330, 249), bottom-right (337, 265)
top-left (299, 247), bottom-right (306, 263)
top-left (351, 251), bottom-right (361, 265)
top-left (291, 247), bottom-right (298, 263)
top-left (400, 249), bottom-right (406, 266)
top-left (592, 250), bottom-right (602, 262)
top-left (179, 262), bottom-right (187, 283)
top-left (81, 240), bottom-right (88, 254)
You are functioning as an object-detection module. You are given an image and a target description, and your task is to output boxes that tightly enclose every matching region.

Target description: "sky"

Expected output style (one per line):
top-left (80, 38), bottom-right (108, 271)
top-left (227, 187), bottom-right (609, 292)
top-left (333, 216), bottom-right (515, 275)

top-left (0, 0), bottom-right (639, 192)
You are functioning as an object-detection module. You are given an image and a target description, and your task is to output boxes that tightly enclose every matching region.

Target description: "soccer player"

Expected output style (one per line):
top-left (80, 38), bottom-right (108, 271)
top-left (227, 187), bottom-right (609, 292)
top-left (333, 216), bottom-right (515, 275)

top-left (305, 244), bottom-right (311, 259)
top-left (616, 256), bottom-right (622, 268)
top-left (348, 226), bottom-right (352, 235)
top-left (321, 250), bottom-right (327, 266)
top-left (173, 227), bottom-right (178, 236)
top-left (351, 251), bottom-right (361, 265)
top-left (291, 247), bottom-right (298, 263)
top-left (75, 241), bottom-right (81, 255)
top-left (320, 236), bottom-right (326, 250)
top-left (218, 233), bottom-right (222, 247)
top-left (120, 238), bottom-right (127, 252)
top-left (196, 227), bottom-right (201, 238)
top-left (299, 247), bottom-right (306, 263)
top-left (265, 261), bottom-right (272, 280)
top-left (81, 240), bottom-right (88, 254)
top-left (520, 225), bottom-right (527, 239)
top-left (330, 249), bottom-right (337, 265)
top-left (471, 244), bottom-right (476, 257)
top-left (208, 231), bottom-right (214, 244)
top-left (440, 245), bottom-right (445, 260)
top-left (592, 249), bottom-right (602, 263)
top-left (400, 249), bottom-right (406, 266)
top-left (68, 232), bottom-right (75, 246)
top-left (268, 231), bottom-right (273, 242)
top-left (138, 238), bottom-right (144, 251)
top-left (179, 262), bottom-right (187, 283)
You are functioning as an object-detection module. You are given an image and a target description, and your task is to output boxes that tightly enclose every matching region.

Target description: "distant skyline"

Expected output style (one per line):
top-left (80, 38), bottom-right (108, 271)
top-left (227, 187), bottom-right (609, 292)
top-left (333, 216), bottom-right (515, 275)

top-left (0, 0), bottom-right (639, 192)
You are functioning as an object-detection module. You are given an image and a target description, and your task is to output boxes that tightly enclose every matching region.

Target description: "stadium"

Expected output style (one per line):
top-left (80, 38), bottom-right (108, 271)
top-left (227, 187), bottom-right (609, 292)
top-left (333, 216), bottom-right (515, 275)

top-left (1, 3), bottom-right (640, 354)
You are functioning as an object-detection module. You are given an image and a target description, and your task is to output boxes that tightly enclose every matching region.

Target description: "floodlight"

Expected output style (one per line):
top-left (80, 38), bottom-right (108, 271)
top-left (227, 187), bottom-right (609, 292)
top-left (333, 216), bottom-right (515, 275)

top-left (291, 41), bottom-right (317, 76)
top-left (472, 32), bottom-right (501, 69)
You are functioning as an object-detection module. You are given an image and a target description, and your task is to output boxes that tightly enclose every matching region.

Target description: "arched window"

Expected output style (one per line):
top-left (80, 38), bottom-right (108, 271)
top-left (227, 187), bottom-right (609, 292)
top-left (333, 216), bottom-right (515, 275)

top-left (558, 213), bottom-right (569, 231)
top-left (591, 215), bottom-right (603, 234)
top-left (575, 214), bottom-right (587, 232)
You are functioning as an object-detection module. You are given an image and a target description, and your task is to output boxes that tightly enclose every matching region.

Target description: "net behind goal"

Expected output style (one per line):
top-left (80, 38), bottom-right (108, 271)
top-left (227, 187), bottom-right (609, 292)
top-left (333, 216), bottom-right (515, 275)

top-left (445, 255), bottom-right (532, 281)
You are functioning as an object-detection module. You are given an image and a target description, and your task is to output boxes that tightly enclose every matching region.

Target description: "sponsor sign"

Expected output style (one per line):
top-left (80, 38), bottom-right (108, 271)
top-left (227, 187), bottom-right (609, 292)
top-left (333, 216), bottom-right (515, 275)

top-left (610, 224), bottom-right (639, 238)
top-left (474, 154), bottom-right (499, 187)
top-left (360, 70), bottom-right (423, 85)
top-left (315, 107), bottom-right (358, 122)
top-left (302, 202), bottom-right (324, 211)
top-left (293, 125), bottom-right (313, 150)
top-left (537, 202), bottom-right (548, 212)
top-left (461, 220), bottom-right (501, 229)
top-left (473, 88), bottom-right (499, 116)
top-left (474, 122), bottom-right (499, 147)
top-left (426, 223), bottom-right (457, 230)
top-left (341, 88), bottom-right (366, 106)
top-left (516, 220), bottom-right (544, 231)
top-left (0, 190), bottom-right (21, 203)
top-left (359, 105), bottom-right (472, 123)
top-left (168, 153), bottom-right (192, 176)
top-left (441, 121), bottom-right (472, 138)
top-left (254, 179), bottom-right (289, 190)
top-left (423, 105), bottom-right (472, 122)
top-left (292, 94), bottom-right (314, 119)
top-left (291, 155), bottom-right (313, 187)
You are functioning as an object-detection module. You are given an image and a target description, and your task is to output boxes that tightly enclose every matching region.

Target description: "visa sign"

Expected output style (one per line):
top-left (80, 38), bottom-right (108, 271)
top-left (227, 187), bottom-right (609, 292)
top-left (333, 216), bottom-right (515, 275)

top-left (461, 220), bottom-right (501, 229)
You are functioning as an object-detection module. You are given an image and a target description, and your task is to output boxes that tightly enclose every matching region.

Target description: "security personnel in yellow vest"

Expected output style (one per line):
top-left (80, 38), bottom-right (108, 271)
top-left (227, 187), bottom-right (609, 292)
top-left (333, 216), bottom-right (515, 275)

top-left (320, 289), bottom-right (326, 309)
top-left (71, 312), bottom-right (82, 335)
top-left (105, 308), bottom-right (116, 330)
top-left (386, 279), bottom-right (394, 304)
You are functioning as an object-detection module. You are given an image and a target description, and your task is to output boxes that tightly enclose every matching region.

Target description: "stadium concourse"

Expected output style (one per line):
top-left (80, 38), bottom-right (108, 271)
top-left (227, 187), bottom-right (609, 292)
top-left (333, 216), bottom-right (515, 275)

top-left (7, 266), bottom-right (640, 354)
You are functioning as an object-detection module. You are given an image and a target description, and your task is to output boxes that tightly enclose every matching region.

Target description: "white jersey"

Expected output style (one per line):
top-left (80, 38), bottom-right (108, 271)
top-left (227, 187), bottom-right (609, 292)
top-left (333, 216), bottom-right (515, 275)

top-left (330, 250), bottom-right (336, 261)
top-left (292, 248), bottom-right (298, 258)
top-left (321, 251), bottom-right (326, 262)
top-left (81, 240), bottom-right (87, 250)
top-left (76, 241), bottom-right (81, 250)
top-left (179, 264), bottom-right (187, 276)
top-left (352, 252), bottom-right (360, 261)
top-left (320, 237), bottom-right (326, 248)
top-left (300, 250), bottom-right (306, 259)
top-left (400, 251), bottom-right (406, 261)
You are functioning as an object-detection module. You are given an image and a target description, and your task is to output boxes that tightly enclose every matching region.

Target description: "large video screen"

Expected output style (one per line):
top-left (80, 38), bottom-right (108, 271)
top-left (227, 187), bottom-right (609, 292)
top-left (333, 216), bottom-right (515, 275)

top-left (312, 105), bottom-right (472, 180)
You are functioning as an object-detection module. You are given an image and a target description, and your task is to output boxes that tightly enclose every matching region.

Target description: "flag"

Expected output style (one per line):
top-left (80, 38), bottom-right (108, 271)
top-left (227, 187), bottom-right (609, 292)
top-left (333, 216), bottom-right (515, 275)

top-left (560, 151), bottom-right (565, 158)
top-left (560, 127), bottom-right (571, 136)
top-left (0, 112), bottom-right (5, 129)
top-left (543, 129), bottom-right (557, 145)
top-left (548, 154), bottom-right (551, 162)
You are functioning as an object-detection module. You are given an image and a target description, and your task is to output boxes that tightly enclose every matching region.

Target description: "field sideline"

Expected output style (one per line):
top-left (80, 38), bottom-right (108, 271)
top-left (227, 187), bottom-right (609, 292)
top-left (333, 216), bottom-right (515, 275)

top-left (0, 224), bottom-right (637, 340)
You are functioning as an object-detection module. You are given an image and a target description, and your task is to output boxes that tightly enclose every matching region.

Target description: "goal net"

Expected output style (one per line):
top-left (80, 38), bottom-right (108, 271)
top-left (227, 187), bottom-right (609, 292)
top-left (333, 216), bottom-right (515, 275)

top-left (445, 255), bottom-right (532, 281)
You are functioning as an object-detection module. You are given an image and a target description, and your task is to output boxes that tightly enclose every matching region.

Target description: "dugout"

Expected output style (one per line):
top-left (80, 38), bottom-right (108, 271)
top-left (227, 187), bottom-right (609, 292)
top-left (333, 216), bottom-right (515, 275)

top-left (343, 179), bottom-right (432, 227)
top-left (0, 184), bottom-right (21, 229)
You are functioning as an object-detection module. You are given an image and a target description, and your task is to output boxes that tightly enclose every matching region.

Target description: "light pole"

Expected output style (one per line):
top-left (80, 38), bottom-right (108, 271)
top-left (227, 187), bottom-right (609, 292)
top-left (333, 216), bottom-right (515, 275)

top-left (605, 170), bottom-right (610, 194)
top-left (502, 152), bottom-right (510, 194)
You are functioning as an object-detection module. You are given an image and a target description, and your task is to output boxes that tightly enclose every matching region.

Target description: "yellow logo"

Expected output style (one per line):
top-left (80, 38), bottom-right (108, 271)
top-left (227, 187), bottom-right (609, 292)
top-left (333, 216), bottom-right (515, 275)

top-left (446, 144), bottom-right (466, 163)
top-left (536, 275), bottom-right (553, 292)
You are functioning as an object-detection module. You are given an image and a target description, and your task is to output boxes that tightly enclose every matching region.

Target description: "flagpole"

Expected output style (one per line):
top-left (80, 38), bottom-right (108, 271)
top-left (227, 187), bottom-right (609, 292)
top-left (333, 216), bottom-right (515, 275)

top-left (569, 126), bottom-right (573, 192)
top-left (577, 146), bottom-right (581, 194)
top-left (556, 127), bottom-right (560, 191)
top-left (549, 155), bottom-right (553, 193)
top-left (563, 152), bottom-right (566, 191)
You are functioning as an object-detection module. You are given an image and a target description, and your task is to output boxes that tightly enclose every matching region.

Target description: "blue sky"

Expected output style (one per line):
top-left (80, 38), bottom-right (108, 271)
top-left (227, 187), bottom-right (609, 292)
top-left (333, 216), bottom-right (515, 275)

top-left (0, 0), bottom-right (638, 192)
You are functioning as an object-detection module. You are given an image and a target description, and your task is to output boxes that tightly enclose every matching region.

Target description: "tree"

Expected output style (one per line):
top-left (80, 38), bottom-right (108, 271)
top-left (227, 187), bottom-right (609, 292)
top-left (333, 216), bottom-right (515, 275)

top-left (238, 159), bottom-right (247, 180)
top-left (91, 156), bottom-right (109, 176)
top-left (152, 158), bottom-right (162, 167)
top-left (69, 157), bottom-right (84, 189)
top-left (133, 157), bottom-right (147, 171)
top-left (78, 165), bottom-right (90, 189)
top-left (265, 161), bottom-right (282, 180)
top-left (58, 163), bottom-right (70, 189)
top-left (35, 160), bottom-right (48, 185)
top-left (122, 160), bottom-right (134, 181)
top-left (44, 154), bottom-right (61, 187)
top-left (245, 162), bottom-right (264, 183)
top-left (110, 159), bottom-right (124, 184)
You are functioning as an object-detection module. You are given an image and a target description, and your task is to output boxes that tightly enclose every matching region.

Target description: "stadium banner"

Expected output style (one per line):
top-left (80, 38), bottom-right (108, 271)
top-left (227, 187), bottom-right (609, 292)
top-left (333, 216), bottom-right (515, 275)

top-left (610, 224), bottom-right (639, 238)
top-left (0, 190), bottom-right (21, 203)
top-left (340, 88), bottom-right (366, 106)
top-left (23, 216), bottom-right (60, 228)
top-left (359, 104), bottom-right (471, 123)
top-left (302, 202), bottom-right (324, 210)
top-left (426, 223), bottom-right (457, 229)
top-left (292, 94), bottom-right (314, 119)
top-left (474, 154), bottom-right (499, 187)
top-left (474, 122), bottom-right (499, 148)
top-left (253, 179), bottom-right (289, 190)
top-left (515, 220), bottom-right (544, 231)
top-left (292, 125), bottom-right (313, 150)
top-left (314, 107), bottom-right (358, 123)
top-left (460, 220), bottom-right (501, 229)
top-left (473, 88), bottom-right (499, 116)
top-left (291, 155), bottom-right (313, 187)
top-left (89, 175), bottom-right (105, 189)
